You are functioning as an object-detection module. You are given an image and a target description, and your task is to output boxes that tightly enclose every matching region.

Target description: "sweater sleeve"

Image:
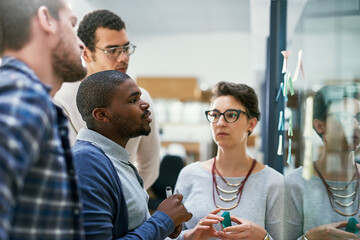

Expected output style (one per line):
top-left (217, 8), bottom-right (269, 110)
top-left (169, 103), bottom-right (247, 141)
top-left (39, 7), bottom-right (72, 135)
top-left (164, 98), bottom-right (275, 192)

top-left (73, 141), bottom-right (174, 240)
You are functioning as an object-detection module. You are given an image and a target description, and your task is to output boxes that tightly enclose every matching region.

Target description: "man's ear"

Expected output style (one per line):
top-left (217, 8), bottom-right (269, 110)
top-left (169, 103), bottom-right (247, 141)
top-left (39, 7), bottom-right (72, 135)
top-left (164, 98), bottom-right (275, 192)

top-left (37, 6), bottom-right (57, 35)
top-left (82, 47), bottom-right (93, 63)
top-left (92, 108), bottom-right (111, 123)
top-left (313, 119), bottom-right (325, 135)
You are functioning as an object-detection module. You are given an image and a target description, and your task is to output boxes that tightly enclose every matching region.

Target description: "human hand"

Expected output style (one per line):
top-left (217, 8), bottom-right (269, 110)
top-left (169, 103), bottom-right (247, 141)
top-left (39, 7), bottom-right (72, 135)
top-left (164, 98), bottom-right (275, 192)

top-left (156, 194), bottom-right (192, 226)
top-left (217, 216), bottom-right (267, 240)
top-left (305, 221), bottom-right (360, 240)
top-left (183, 208), bottom-right (224, 240)
top-left (168, 224), bottom-right (183, 239)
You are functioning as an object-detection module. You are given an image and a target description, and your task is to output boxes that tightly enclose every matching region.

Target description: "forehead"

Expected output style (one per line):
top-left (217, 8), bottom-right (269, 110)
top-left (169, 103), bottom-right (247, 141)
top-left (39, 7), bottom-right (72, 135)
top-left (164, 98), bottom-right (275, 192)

top-left (211, 95), bottom-right (244, 110)
top-left (328, 98), bottom-right (360, 113)
top-left (112, 78), bottom-right (139, 98)
top-left (95, 28), bottom-right (129, 46)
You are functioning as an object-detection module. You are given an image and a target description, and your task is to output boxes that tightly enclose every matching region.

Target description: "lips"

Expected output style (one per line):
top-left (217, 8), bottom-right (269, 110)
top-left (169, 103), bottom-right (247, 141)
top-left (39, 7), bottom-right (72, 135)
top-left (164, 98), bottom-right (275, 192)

top-left (115, 67), bottom-right (127, 73)
top-left (216, 132), bottom-right (229, 136)
top-left (143, 111), bottom-right (152, 123)
top-left (115, 65), bottom-right (128, 73)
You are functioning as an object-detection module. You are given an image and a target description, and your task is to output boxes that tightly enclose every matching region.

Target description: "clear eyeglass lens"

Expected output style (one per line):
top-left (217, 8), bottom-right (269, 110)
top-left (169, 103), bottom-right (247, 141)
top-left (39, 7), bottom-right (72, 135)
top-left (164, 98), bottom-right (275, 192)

top-left (207, 111), bottom-right (220, 122)
top-left (225, 111), bottom-right (239, 123)
top-left (334, 112), bottom-right (360, 125)
top-left (107, 45), bottom-right (135, 59)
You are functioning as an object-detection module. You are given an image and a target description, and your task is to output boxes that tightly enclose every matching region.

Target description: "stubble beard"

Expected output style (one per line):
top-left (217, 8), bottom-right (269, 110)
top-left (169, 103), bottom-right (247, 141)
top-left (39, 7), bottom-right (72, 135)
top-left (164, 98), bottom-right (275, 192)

top-left (52, 37), bottom-right (87, 83)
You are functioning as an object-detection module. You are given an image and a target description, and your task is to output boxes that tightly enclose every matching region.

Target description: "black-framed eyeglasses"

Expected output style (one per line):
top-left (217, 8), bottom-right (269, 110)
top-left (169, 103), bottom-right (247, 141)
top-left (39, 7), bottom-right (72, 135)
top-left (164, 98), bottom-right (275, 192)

top-left (328, 111), bottom-right (360, 125)
top-left (205, 109), bottom-right (247, 123)
top-left (91, 43), bottom-right (136, 60)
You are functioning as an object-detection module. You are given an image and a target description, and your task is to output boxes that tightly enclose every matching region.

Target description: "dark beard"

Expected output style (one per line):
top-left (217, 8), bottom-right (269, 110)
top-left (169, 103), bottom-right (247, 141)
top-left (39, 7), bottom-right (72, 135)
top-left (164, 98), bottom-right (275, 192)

top-left (112, 113), bottom-right (151, 139)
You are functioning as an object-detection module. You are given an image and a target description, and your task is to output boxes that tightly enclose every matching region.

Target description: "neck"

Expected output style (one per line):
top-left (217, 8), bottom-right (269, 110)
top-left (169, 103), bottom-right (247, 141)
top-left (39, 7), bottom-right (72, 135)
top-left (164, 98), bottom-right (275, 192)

top-left (215, 147), bottom-right (253, 177)
top-left (316, 151), bottom-right (357, 181)
top-left (4, 47), bottom-right (61, 97)
top-left (93, 127), bottom-right (128, 148)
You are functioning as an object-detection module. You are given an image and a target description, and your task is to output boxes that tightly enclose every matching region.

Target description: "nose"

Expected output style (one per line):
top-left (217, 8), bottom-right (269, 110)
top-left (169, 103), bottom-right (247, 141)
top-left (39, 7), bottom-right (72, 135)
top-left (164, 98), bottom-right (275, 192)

top-left (77, 37), bottom-right (85, 52)
top-left (216, 115), bottom-right (227, 127)
top-left (116, 50), bottom-right (129, 62)
top-left (140, 99), bottom-right (150, 110)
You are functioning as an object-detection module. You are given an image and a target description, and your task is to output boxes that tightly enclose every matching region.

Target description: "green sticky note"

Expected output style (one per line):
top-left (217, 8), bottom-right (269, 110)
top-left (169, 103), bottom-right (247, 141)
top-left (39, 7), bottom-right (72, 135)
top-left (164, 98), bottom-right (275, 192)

top-left (345, 217), bottom-right (359, 234)
top-left (221, 212), bottom-right (232, 228)
top-left (288, 75), bottom-right (294, 96)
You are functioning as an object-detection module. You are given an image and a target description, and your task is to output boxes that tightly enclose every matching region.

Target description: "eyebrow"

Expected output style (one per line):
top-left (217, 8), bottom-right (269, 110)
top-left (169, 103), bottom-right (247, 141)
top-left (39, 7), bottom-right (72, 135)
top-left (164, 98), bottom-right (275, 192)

top-left (104, 42), bottom-right (130, 49)
top-left (128, 91), bottom-right (141, 98)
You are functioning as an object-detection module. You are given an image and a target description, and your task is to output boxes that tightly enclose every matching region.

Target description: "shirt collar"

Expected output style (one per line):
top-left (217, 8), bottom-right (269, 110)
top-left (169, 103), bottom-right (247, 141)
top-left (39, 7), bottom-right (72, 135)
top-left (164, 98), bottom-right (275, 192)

top-left (76, 128), bottom-right (130, 163)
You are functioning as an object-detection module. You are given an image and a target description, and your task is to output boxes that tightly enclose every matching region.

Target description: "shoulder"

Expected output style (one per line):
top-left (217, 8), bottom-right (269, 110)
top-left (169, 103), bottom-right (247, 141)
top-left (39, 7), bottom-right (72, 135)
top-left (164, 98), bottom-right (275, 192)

top-left (284, 167), bottom-right (304, 191)
top-left (53, 81), bottom-right (81, 107)
top-left (284, 167), bottom-right (303, 183)
top-left (72, 140), bottom-right (116, 178)
top-left (262, 165), bottom-right (284, 180)
top-left (179, 161), bottom-right (204, 176)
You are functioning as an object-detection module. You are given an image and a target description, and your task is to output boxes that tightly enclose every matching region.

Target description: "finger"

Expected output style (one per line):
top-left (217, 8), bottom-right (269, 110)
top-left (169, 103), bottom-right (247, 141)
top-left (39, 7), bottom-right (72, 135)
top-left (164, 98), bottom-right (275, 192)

top-left (185, 212), bottom-right (193, 222)
top-left (335, 221), bottom-right (349, 229)
top-left (199, 219), bottom-right (220, 226)
top-left (217, 230), bottom-right (244, 239)
top-left (329, 228), bottom-right (359, 238)
top-left (206, 213), bottom-right (224, 221)
top-left (210, 208), bottom-right (222, 214)
top-left (173, 193), bottom-right (183, 202)
top-left (229, 216), bottom-right (243, 225)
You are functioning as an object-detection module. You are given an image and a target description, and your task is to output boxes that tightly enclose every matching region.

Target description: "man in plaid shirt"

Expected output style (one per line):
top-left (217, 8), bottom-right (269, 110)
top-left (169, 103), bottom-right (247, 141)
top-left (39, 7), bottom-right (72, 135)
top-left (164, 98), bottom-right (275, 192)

top-left (0, 0), bottom-right (87, 239)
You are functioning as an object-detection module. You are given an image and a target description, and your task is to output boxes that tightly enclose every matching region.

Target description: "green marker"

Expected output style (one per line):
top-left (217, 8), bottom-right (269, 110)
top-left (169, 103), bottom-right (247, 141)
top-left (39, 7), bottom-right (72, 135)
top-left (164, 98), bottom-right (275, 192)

top-left (345, 217), bottom-right (359, 234)
top-left (221, 211), bottom-right (232, 228)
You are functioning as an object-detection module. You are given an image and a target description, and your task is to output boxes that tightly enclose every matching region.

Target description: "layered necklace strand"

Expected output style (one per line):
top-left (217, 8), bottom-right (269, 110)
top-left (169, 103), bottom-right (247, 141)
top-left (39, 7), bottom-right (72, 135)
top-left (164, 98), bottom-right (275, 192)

top-left (313, 161), bottom-right (360, 216)
top-left (212, 157), bottom-right (257, 210)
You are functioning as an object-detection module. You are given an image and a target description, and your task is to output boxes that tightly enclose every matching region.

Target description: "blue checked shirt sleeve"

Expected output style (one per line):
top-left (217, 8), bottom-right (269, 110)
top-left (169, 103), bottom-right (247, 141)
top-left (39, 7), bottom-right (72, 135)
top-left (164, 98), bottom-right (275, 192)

top-left (0, 72), bottom-right (51, 239)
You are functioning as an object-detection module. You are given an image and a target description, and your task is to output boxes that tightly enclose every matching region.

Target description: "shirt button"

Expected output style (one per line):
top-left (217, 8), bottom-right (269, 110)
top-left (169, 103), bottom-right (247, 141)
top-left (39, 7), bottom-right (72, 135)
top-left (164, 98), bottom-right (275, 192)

top-left (74, 208), bottom-right (80, 215)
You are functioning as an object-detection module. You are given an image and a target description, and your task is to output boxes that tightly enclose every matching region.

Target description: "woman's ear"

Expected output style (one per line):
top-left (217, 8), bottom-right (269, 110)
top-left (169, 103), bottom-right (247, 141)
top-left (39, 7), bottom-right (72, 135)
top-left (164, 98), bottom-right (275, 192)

top-left (313, 119), bottom-right (325, 135)
top-left (92, 108), bottom-right (111, 123)
top-left (247, 117), bottom-right (258, 135)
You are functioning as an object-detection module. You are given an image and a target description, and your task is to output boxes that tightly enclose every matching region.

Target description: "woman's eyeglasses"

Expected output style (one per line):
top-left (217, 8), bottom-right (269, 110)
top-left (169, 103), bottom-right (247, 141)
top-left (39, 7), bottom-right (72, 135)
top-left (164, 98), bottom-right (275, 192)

top-left (205, 109), bottom-right (247, 123)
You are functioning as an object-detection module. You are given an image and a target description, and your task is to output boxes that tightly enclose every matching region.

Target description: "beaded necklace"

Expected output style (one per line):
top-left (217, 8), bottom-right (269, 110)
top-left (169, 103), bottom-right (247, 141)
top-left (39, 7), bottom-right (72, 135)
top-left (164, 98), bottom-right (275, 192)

top-left (313, 161), bottom-right (360, 216)
top-left (212, 157), bottom-right (257, 210)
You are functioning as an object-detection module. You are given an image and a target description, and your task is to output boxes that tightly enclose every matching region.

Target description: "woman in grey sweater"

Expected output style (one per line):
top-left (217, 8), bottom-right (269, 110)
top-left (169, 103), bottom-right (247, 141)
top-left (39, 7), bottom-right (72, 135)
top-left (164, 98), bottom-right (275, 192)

top-left (174, 81), bottom-right (284, 240)
top-left (284, 84), bottom-right (360, 240)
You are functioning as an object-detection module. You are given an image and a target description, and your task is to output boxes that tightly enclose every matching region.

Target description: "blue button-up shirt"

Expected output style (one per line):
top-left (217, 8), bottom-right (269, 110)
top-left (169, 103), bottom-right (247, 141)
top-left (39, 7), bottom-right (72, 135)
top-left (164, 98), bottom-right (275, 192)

top-left (0, 57), bottom-right (84, 240)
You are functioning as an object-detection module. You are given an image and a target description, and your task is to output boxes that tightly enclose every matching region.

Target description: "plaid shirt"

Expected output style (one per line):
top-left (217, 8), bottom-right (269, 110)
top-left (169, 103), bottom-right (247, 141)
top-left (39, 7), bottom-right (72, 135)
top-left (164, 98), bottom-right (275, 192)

top-left (0, 57), bottom-right (84, 240)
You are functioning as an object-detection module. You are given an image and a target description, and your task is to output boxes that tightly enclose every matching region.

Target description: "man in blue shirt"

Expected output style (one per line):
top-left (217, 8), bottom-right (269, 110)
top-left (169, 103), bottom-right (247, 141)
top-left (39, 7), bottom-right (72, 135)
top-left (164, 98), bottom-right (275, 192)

top-left (73, 70), bottom-right (192, 239)
top-left (0, 0), bottom-right (87, 239)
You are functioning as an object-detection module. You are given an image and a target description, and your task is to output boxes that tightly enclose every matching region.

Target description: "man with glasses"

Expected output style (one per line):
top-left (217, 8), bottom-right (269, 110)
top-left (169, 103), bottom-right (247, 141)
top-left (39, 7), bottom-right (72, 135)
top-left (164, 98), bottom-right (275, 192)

top-left (54, 9), bottom-right (160, 190)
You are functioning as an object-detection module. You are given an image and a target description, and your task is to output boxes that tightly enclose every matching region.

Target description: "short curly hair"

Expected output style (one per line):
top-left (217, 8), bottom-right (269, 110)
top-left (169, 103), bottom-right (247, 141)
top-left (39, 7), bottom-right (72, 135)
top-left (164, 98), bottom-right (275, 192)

top-left (77, 9), bottom-right (126, 52)
top-left (211, 81), bottom-right (261, 121)
top-left (76, 70), bottom-right (130, 129)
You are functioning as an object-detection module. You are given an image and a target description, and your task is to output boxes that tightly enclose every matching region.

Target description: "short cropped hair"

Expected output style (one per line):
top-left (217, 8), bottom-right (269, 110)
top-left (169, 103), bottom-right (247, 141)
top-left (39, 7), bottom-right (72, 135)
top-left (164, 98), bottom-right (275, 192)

top-left (313, 83), bottom-right (360, 137)
top-left (76, 70), bottom-right (130, 129)
top-left (0, 0), bottom-right (63, 55)
top-left (77, 9), bottom-right (126, 52)
top-left (211, 81), bottom-right (261, 121)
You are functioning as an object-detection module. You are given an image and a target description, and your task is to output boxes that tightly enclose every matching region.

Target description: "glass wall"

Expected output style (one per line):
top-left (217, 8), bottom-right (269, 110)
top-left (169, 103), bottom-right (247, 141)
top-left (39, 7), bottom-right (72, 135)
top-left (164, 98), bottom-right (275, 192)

top-left (283, 0), bottom-right (360, 239)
